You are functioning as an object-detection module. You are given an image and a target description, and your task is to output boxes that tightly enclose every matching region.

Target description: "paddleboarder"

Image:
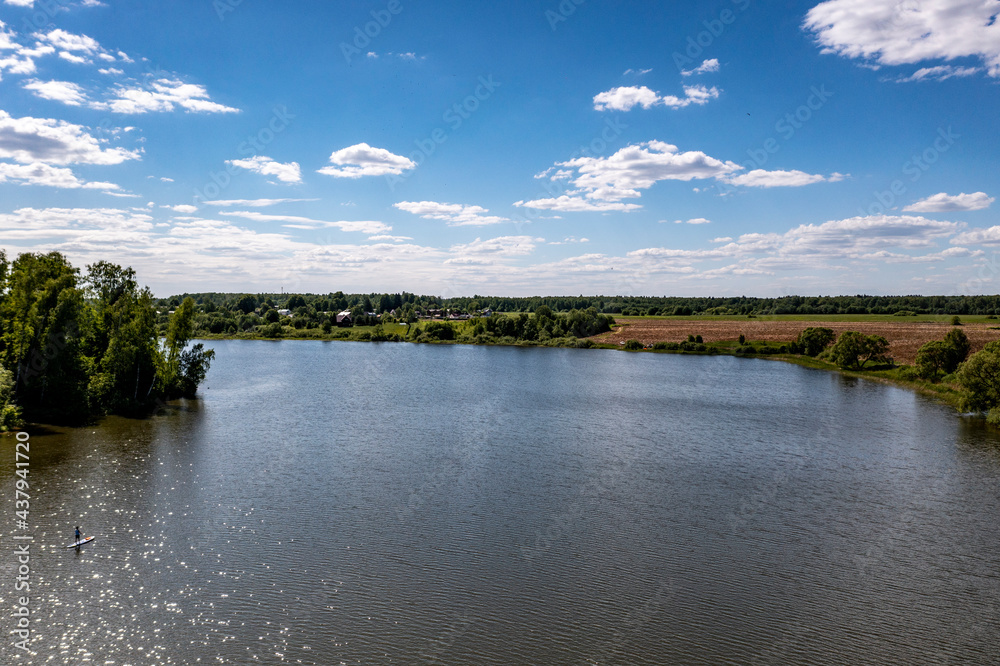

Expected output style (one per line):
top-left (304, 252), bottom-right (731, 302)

top-left (75, 526), bottom-right (81, 547)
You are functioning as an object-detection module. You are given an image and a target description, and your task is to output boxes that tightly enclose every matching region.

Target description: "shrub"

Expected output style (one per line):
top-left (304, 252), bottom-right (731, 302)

top-left (623, 339), bottom-right (644, 351)
top-left (951, 315), bottom-right (963, 326)
top-left (262, 322), bottom-right (283, 338)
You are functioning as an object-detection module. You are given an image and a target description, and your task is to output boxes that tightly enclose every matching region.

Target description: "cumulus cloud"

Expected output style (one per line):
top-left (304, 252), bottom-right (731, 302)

top-left (593, 84), bottom-right (721, 111)
top-left (226, 156), bottom-right (302, 184)
top-left (681, 58), bottom-right (720, 76)
top-left (23, 79), bottom-right (88, 105)
top-left (804, 0), bottom-right (1000, 78)
top-left (952, 227), bottom-right (1000, 245)
top-left (903, 191), bottom-right (994, 212)
top-left (167, 204), bottom-right (198, 214)
top-left (318, 143), bottom-right (415, 178)
top-left (92, 78), bottom-right (239, 114)
top-left (394, 201), bottom-right (509, 226)
top-left (0, 110), bottom-right (139, 165)
top-left (0, 161), bottom-right (119, 190)
top-left (522, 141), bottom-right (842, 210)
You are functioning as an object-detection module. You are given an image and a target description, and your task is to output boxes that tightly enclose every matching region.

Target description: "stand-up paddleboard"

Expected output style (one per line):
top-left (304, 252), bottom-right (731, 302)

top-left (66, 536), bottom-right (96, 548)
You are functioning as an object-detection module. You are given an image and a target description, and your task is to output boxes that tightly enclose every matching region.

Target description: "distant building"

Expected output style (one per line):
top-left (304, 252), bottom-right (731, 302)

top-left (336, 310), bottom-right (352, 325)
top-left (277, 309), bottom-right (292, 317)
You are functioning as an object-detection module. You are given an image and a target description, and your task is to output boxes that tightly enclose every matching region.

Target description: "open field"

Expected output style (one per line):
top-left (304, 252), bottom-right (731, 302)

top-left (597, 317), bottom-right (1000, 366)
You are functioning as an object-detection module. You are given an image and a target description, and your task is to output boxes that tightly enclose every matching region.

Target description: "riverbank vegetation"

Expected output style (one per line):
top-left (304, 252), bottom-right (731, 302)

top-left (0, 252), bottom-right (214, 428)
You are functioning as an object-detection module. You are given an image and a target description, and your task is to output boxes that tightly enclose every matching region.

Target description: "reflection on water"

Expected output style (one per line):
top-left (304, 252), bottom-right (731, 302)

top-left (2, 341), bottom-right (999, 664)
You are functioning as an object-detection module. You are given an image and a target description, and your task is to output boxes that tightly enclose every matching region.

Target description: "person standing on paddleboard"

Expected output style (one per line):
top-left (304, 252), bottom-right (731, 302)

top-left (75, 526), bottom-right (81, 545)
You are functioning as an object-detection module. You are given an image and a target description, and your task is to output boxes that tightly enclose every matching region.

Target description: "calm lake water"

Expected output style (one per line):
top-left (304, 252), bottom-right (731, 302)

top-left (2, 340), bottom-right (999, 664)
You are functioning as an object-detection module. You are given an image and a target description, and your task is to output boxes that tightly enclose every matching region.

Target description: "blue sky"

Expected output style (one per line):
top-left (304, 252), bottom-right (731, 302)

top-left (1, 0), bottom-right (998, 297)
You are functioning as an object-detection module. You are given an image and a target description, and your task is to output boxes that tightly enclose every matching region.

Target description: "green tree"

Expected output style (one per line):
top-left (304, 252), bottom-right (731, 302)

top-left (942, 328), bottom-right (970, 373)
top-left (956, 341), bottom-right (1000, 424)
top-left (829, 331), bottom-right (891, 369)
top-left (85, 262), bottom-right (161, 413)
top-left (0, 366), bottom-right (22, 431)
top-left (796, 327), bottom-right (836, 356)
top-left (915, 340), bottom-right (950, 379)
top-left (162, 297), bottom-right (215, 398)
top-left (0, 252), bottom-right (91, 423)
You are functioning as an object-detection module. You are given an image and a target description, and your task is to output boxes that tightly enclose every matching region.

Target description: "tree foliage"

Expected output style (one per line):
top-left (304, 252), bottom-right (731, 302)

top-left (796, 327), bottom-right (836, 356)
top-left (956, 341), bottom-right (1000, 420)
top-left (829, 331), bottom-right (892, 369)
top-left (0, 252), bottom-right (214, 427)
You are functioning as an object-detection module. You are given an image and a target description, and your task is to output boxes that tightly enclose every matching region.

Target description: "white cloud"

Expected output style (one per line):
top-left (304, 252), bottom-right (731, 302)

top-left (681, 58), bottom-right (720, 76)
top-left (512, 196), bottom-right (642, 213)
top-left (593, 84), bottom-right (720, 111)
top-left (670, 218), bottom-right (712, 225)
top-left (367, 234), bottom-right (413, 242)
top-left (804, 0), bottom-right (1000, 78)
top-left (725, 169), bottom-right (842, 188)
top-left (204, 198), bottom-right (318, 207)
top-left (0, 110), bottom-right (139, 165)
top-left (894, 65), bottom-right (982, 82)
top-left (168, 204), bottom-right (198, 214)
top-left (558, 140), bottom-right (740, 201)
top-left (318, 143), bottom-right (415, 178)
top-left (36, 29), bottom-right (100, 53)
top-left (394, 201), bottom-right (509, 226)
top-left (449, 235), bottom-right (542, 256)
top-left (526, 141), bottom-right (843, 210)
top-left (23, 79), bottom-right (88, 105)
top-left (952, 227), bottom-right (1000, 245)
top-left (0, 161), bottom-right (119, 190)
top-left (218, 211), bottom-right (391, 235)
top-left (92, 78), bottom-right (239, 114)
top-left (226, 155), bottom-right (302, 184)
top-left (98, 67), bottom-right (124, 76)
top-left (711, 237), bottom-right (734, 243)
top-left (903, 191), bottom-right (994, 212)
top-left (593, 85), bottom-right (661, 111)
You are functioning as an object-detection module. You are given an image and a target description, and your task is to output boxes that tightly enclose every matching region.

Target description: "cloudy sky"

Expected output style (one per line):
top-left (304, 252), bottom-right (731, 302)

top-left (0, 0), bottom-right (998, 297)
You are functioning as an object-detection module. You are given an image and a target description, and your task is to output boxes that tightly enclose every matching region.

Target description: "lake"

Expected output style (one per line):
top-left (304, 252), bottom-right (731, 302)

top-left (2, 340), bottom-right (999, 664)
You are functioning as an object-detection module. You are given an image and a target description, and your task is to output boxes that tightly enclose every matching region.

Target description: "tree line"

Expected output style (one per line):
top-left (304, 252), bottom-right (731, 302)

top-left (162, 292), bottom-right (1000, 321)
top-left (0, 252), bottom-right (214, 429)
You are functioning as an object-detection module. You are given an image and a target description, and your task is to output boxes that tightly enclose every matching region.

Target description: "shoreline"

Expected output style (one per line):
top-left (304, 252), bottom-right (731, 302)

top-left (1, 329), bottom-right (977, 435)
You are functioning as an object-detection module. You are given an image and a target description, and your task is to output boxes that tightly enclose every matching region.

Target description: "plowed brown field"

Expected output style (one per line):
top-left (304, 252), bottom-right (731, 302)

top-left (596, 318), bottom-right (1000, 366)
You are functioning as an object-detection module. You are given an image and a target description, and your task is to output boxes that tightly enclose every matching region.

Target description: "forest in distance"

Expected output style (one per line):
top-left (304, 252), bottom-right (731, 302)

top-left (163, 291), bottom-right (1000, 319)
